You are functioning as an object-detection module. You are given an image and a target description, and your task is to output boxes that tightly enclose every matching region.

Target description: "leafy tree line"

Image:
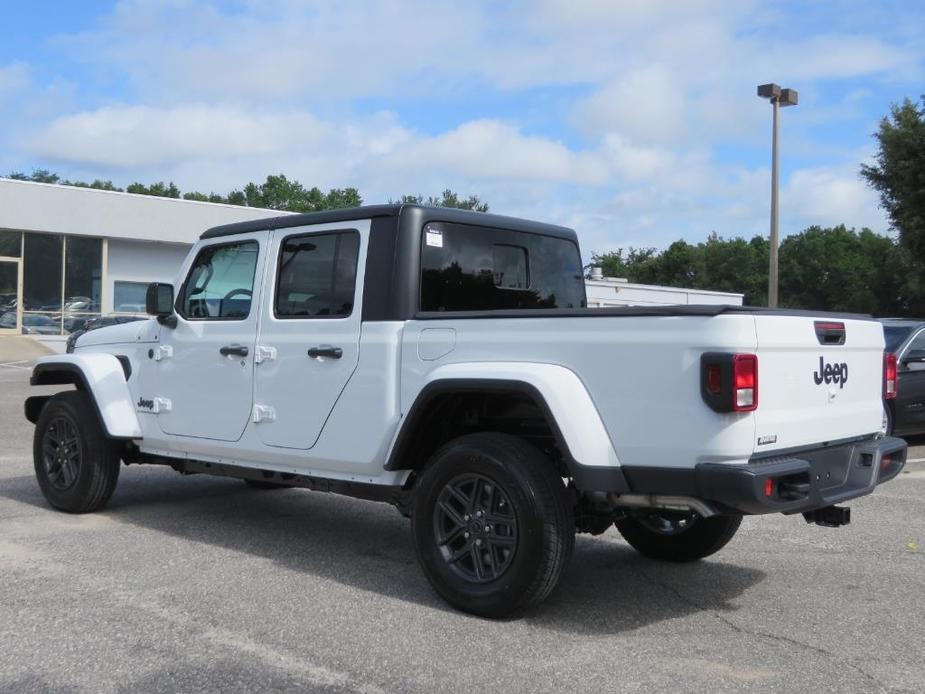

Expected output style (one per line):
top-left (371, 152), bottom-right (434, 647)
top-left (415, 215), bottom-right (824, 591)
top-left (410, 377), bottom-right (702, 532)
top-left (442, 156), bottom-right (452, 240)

top-left (590, 226), bottom-right (924, 316)
top-left (6, 169), bottom-right (488, 213)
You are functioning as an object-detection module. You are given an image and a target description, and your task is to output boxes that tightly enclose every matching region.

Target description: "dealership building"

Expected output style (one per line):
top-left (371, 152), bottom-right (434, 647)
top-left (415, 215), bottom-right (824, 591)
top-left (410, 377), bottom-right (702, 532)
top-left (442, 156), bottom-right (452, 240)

top-left (0, 177), bottom-right (283, 348)
top-left (0, 177), bottom-right (741, 350)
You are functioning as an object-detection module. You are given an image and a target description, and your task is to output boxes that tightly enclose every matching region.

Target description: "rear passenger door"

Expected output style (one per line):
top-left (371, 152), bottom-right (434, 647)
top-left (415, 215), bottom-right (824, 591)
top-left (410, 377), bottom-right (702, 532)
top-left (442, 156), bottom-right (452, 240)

top-left (253, 222), bottom-right (366, 449)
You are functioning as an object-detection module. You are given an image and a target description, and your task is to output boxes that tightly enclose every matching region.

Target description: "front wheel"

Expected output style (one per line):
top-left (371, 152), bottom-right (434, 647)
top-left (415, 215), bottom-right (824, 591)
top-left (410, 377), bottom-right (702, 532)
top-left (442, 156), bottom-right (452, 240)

top-left (614, 510), bottom-right (741, 562)
top-left (412, 433), bottom-right (574, 618)
top-left (33, 391), bottom-right (121, 513)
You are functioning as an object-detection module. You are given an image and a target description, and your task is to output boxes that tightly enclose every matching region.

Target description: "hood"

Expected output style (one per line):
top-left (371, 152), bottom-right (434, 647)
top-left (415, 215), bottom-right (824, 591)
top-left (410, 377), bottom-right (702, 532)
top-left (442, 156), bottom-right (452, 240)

top-left (75, 319), bottom-right (159, 349)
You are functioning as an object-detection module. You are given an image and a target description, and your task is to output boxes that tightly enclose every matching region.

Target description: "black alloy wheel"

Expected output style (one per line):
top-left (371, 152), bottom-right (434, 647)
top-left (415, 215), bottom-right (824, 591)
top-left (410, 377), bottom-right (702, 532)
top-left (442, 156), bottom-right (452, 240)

top-left (33, 390), bottom-right (122, 513)
top-left (40, 416), bottom-right (82, 491)
top-left (433, 473), bottom-right (518, 583)
top-left (412, 432), bottom-right (574, 618)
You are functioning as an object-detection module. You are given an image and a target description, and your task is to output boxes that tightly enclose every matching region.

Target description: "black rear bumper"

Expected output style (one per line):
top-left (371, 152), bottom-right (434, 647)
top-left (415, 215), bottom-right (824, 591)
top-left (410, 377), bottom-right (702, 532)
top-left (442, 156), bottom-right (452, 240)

top-left (621, 436), bottom-right (907, 515)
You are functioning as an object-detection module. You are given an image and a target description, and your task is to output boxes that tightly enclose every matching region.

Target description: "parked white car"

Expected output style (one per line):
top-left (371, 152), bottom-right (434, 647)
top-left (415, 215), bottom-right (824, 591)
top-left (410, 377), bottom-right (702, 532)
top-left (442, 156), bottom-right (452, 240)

top-left (25, 205), bottom-right (907, 616)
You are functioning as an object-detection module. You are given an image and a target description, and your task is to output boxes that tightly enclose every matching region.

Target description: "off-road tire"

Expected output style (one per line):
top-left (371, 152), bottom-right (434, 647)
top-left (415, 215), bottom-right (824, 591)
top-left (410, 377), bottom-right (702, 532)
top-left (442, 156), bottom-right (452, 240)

top-left (615, 511), bottom-right (742, 562)
top-left (243, 479), bottom-right (288, 490)
top-left (33, 390), bottom-right (121, 513)
top-left (412, 432), bottom-right (574, 618)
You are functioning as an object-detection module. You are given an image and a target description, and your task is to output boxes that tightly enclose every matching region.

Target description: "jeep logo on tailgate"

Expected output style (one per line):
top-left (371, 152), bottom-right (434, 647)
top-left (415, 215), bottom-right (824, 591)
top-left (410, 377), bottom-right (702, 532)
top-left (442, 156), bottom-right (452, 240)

top-left (813, 356), bottom-right (848, 388)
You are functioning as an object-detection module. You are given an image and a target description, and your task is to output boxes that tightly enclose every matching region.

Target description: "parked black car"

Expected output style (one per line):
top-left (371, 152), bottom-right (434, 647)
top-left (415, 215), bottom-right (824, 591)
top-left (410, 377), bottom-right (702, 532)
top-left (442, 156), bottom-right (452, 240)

top-left (66, 315), bottom-right (147, 353)
top-left (880, 318), bottom-right (925, 436)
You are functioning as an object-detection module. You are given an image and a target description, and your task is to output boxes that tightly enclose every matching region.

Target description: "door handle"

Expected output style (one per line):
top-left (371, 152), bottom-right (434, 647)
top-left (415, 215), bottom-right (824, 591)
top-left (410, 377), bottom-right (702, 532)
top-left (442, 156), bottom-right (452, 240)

top-left (307, 345), bottom-right (343, 359)
top-left (220, 344), bottom-right (249, 357)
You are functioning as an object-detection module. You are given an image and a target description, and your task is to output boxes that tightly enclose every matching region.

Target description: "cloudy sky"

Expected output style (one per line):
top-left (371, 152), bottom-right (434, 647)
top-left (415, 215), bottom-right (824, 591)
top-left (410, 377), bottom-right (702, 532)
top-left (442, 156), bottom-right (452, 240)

top-left (1, 0), bottom-right (923, 256)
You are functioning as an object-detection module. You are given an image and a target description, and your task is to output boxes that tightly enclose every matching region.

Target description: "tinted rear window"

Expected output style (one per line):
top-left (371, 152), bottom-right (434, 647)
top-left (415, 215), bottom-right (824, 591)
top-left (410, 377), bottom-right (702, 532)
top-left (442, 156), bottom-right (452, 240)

top-left (420, 223), bottom-right (585, 312)
top-left (884, 325), bottom-right (915, 351)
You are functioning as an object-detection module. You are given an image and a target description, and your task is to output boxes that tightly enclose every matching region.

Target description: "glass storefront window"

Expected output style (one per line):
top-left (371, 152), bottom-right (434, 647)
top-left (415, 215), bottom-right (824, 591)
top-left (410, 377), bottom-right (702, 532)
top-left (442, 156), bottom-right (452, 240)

top-left (15, 232), bottom-right (105, 336)
top-left (64, 237), bottom-right (103, 333)
top-left (0, 230), bottom-right (22, 257)
top-left (113, 281), bottom-right (149, 313)
top-left (23, 233), bottom-right (63, 311)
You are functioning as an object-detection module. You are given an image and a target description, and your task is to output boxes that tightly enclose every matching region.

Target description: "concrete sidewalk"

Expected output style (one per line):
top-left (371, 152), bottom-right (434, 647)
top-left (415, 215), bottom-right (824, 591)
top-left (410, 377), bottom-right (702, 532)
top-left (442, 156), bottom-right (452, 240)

top-left (0, 336), bottom-right (54, 364)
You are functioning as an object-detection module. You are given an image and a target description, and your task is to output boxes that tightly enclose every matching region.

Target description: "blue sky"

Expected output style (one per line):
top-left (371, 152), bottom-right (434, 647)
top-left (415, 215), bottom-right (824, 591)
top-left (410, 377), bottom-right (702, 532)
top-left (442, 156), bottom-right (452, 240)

top-left (1, 0), bottom-right (923, 256)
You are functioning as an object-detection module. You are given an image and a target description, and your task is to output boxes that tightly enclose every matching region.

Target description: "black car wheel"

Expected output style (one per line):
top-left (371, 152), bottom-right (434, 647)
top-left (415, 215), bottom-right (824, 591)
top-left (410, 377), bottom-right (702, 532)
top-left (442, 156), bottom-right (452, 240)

top-left (33, 391), bottom-right (121, 513)
top-left (412, 433), bottom-right (574, 618)
top-left (615, 510), bottom-right (742, 562)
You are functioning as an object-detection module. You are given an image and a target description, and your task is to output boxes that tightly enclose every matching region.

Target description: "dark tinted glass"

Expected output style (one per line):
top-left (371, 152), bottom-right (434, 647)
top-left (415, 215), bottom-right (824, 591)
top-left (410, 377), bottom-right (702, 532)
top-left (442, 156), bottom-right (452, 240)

top-left (64, 236), bottom-right (103, 314)
top-left (181, 241), bottom-right (259, 319)
top-left (420, 223), bottom-right (585, 311)
top-left (275, 231), bottom-right (360, 318)
top-left (907, 330), bottom-right (925, 353)
top-left (884, 326), bottom-right (915, 352)
top-left (23, 233), bottom-right (62, 310)
top-left (0, 230), bottom-right (21, 257)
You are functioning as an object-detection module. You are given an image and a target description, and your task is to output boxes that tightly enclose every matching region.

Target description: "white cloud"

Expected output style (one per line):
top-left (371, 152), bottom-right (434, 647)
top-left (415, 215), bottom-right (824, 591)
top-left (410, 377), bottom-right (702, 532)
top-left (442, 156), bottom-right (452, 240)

top-left (0, 62), bottom-right (29, 102)
top-left (783, 166), bottom-right (884, 232)
top-left (8, 0), bottom-right (913, 257)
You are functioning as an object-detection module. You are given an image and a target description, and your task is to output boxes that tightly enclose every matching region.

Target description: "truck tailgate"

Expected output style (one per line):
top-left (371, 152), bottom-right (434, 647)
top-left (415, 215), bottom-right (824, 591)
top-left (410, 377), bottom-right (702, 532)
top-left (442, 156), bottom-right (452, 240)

top-left (753, 315), bottom-right (884, 454)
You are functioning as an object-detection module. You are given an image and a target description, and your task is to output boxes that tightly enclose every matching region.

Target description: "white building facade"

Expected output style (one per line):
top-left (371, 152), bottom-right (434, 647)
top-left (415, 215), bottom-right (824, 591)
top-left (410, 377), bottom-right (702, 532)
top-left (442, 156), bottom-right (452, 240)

top-left (0, 178), bottom-right (284, 346)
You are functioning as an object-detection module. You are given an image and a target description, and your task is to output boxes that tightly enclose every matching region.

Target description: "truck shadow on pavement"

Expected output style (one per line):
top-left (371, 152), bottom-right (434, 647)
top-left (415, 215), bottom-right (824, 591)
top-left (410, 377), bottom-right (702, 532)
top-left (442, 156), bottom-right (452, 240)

top-left (1, 468), bottom-right (766, 635)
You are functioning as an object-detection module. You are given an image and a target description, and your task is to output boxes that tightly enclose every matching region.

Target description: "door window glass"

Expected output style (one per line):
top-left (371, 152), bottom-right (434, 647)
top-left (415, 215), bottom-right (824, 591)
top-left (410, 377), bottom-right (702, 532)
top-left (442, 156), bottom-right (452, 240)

top-left (275, 231), bottom-right (360, 318)
top-left (180, 241), bottom-right (259, 320)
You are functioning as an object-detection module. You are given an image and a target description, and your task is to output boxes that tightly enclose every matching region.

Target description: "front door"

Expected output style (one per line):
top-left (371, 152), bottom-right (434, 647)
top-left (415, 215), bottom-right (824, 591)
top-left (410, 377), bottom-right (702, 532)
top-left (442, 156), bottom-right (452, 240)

top-left (253, 223), bottom-right (366, 449)
top-left (154, 233), bottom-right (268, 441)
top-left (0, 258), bottom-right (21, 334)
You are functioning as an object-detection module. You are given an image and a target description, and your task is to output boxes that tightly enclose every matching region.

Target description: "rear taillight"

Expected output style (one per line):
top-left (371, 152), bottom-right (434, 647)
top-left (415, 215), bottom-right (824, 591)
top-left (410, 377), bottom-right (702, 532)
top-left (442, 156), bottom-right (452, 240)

top-left (884, 352), bottom-right (897, 400)
top-left (733, 354), bottom-right (758, 411)
top-left (701, 352), bottom-right (759, 413)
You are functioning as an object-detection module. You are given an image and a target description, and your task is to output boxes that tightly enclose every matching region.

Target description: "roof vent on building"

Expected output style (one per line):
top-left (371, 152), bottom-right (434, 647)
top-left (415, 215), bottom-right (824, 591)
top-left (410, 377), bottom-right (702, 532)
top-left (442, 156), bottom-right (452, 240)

top-left (590, 266), bottom-right (604, 280)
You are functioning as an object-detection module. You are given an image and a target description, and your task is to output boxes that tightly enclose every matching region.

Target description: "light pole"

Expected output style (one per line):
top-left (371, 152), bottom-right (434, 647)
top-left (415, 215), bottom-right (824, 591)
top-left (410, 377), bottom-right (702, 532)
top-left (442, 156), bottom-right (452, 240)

top-left (757, 83), bottom-right (797, 308)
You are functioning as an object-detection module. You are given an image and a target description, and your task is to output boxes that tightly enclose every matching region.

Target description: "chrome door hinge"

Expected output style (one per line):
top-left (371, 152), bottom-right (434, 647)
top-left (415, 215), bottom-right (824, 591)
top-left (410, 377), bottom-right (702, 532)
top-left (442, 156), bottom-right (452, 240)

top-left (251, 405), bottom-right (276, 423)
top-left (153, 345), bottom-right (173, 361)
top-left (254, 345), bottom-right (277, 364)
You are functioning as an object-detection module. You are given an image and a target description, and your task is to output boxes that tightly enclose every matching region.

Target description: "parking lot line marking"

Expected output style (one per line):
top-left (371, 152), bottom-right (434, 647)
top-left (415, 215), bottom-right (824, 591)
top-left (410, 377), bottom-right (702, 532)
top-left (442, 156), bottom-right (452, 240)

top-left (0, 362), bottom-right (31, 370)
top-left (906, 457), bottom-right (925, 464)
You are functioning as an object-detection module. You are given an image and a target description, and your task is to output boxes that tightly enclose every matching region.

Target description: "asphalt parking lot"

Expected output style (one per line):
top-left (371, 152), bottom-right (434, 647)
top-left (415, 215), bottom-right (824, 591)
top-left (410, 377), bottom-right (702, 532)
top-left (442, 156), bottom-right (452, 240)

top-left (1, 362), bottom-right (924, 694)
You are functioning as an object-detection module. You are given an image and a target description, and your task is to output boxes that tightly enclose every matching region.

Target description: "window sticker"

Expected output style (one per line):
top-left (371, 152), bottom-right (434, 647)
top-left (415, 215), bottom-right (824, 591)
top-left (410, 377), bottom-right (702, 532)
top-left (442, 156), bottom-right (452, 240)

top-left (425, 226), bottom-right (444, 248)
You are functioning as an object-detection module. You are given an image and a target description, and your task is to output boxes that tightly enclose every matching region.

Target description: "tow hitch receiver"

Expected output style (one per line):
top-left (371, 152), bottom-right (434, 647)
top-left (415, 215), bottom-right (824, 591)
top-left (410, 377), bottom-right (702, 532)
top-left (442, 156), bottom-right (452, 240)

top-left (803, 505), bottom-right (851, 528)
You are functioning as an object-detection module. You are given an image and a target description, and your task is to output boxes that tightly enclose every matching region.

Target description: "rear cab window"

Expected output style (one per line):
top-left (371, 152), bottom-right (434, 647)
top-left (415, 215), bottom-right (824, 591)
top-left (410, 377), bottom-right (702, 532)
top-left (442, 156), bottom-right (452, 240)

top-left (420, 222), bottom-right (586, 311)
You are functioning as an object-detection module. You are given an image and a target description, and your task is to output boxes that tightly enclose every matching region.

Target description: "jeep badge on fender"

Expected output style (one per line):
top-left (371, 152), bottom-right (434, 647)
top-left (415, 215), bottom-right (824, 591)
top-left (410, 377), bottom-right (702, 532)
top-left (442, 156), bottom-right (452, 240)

top-left (813, 356), bottom-right (848, 388)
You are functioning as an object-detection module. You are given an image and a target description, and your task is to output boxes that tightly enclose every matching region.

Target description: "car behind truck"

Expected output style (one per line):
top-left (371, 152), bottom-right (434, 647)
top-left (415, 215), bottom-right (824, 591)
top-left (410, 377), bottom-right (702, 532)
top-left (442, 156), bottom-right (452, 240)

top-left (25, 205), bottom-right (906, 617)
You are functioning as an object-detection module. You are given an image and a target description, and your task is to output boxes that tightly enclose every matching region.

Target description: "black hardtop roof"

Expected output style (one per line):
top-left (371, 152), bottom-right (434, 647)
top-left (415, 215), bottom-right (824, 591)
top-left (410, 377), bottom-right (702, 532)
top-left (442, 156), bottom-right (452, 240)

top-left (200, 203), bottom-right (578, 241)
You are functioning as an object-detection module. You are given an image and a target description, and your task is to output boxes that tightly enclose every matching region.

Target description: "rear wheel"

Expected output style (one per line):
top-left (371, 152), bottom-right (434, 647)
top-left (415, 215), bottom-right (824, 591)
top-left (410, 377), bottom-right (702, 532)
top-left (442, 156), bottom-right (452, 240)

top-left (243, 479), bottom-right (288, 490)
top-left (614, 510), bottom-right (741, 562)
top-left (412, 433), bottom-right (574, 618)
top-left (33, 391), bottom-right (121, 513)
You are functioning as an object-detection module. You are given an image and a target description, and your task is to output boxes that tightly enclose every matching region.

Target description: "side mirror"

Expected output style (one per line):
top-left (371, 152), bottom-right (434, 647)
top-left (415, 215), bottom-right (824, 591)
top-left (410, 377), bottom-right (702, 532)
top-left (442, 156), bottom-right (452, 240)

top-left (146, 283), bottom-right (177, 327)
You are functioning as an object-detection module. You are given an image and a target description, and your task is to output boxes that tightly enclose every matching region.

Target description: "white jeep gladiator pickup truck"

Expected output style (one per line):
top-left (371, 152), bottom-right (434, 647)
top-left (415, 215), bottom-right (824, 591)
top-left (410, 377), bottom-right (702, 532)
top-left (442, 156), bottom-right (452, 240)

top-left (25, 204), bottom-right (907, 617)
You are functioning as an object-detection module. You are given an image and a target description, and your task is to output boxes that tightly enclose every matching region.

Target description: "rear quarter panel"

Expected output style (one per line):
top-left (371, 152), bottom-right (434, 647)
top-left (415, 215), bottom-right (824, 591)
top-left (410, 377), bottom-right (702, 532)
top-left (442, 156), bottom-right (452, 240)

top-left (401, 315), bottom-right (759, 470)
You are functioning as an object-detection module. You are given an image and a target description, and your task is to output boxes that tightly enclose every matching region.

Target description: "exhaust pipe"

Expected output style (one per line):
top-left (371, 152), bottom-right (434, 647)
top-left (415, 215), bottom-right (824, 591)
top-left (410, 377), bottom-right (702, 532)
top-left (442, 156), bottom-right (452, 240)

top-left (607, 493), bottom-right (719, 518)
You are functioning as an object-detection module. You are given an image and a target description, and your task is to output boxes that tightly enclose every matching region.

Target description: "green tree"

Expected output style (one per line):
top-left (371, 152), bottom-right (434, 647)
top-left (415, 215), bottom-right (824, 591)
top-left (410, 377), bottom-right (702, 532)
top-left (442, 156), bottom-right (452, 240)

top-left (861, 97), bottom-right (925, 262)
top-left (242, 174), bottom-right (363, 212)
top-left (126, 181), bottom-right (181, 198)
top-left (398, 189), bottom-right (489, 212)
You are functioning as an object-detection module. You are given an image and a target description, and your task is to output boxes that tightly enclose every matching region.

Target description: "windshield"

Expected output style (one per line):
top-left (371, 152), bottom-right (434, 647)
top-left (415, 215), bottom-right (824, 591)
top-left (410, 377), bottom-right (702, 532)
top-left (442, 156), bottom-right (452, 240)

top-left (883, 325), bottom-right (915, 352)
